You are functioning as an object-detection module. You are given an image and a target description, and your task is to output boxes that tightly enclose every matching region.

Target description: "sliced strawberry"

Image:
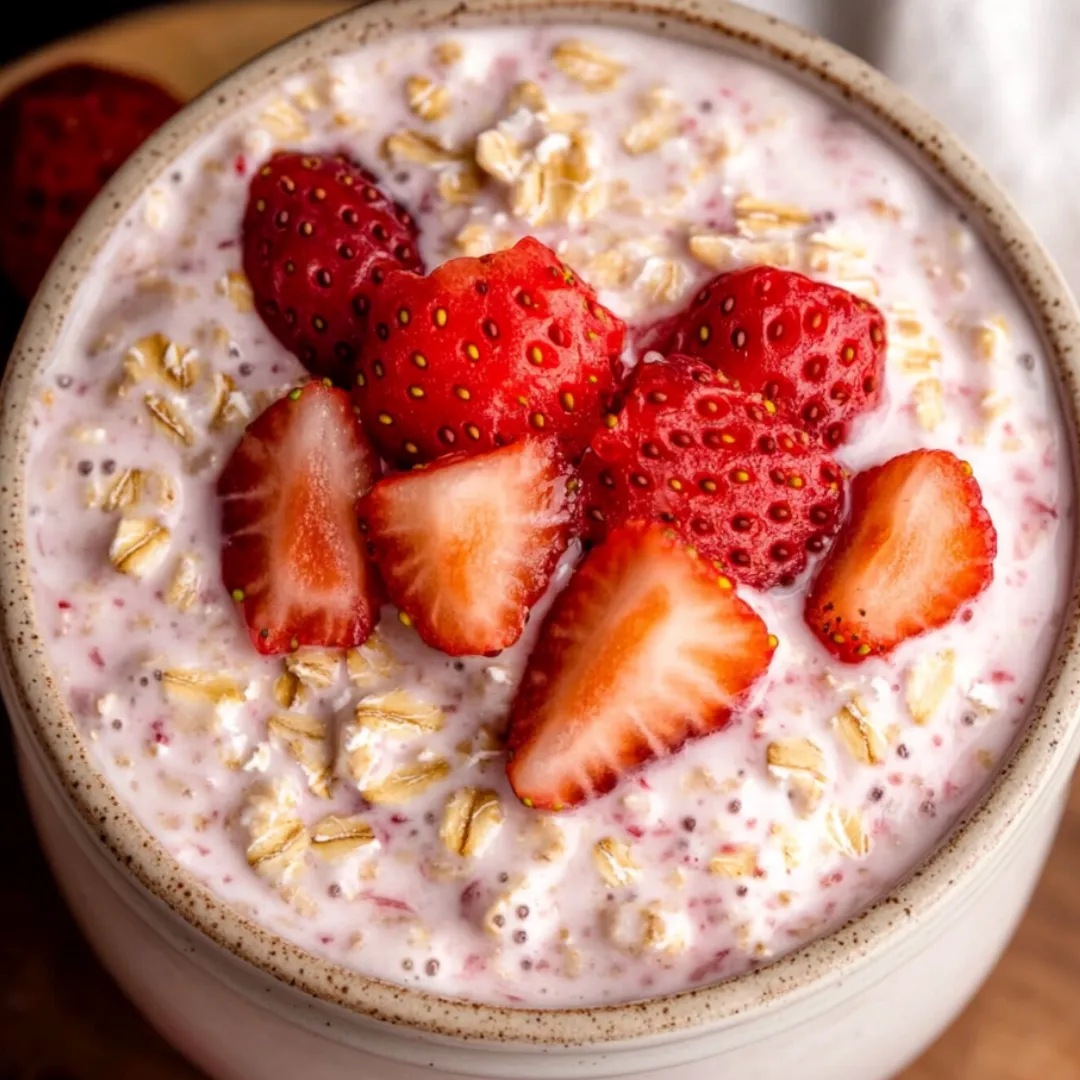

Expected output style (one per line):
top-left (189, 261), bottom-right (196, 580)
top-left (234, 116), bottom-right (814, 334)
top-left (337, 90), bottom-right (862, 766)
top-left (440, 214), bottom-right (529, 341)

top-left (506, 523), bottom-right (774, 810)
top-left (0, 63), bottom-right (181, 299)
top-left (805, 449), bottom-right (996, 662)
top-left (353, 236), bottom-right (625, 466)
top-left (242, 150), bottom-right (424, 384)
top-left (217, 380), bottom-right (381, 655)
top-left (580, 354), bottom-right (844, 589)
top-left (359, 438), bottom-right (574, 657)
top-left (646, 266), bottom-right (886, 446)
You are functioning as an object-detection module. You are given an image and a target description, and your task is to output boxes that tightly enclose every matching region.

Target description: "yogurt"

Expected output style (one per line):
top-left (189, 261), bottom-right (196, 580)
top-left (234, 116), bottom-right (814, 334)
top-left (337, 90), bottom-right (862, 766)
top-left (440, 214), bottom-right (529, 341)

top-left (22, 25), bottom-right (1071, 1006)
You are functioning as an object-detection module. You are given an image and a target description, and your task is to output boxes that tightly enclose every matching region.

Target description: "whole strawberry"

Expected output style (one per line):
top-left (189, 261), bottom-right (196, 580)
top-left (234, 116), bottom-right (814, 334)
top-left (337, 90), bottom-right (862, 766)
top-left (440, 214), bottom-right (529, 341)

top-left (353, 236), bottom-right (626, 465)
top-left (580, 353), bottom-right (844, 589)
top-left (242, 151), bottom-right (424, 384)
top-left (0, 63), bottom-right (180, 299)
top-left (647, 266), bottom-right (886, 446)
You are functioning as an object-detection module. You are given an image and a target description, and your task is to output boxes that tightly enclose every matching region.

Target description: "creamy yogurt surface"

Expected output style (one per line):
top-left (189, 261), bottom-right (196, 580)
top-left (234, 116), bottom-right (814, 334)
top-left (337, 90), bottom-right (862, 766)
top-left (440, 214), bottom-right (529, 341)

top-left (23, 25), bottom-right (1072, 1006)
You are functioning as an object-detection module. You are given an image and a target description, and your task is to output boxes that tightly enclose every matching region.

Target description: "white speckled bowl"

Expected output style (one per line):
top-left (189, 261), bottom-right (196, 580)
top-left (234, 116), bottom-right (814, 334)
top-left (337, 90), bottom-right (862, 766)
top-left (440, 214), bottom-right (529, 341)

top-left (3, 2), bottom-right (1080, 1078)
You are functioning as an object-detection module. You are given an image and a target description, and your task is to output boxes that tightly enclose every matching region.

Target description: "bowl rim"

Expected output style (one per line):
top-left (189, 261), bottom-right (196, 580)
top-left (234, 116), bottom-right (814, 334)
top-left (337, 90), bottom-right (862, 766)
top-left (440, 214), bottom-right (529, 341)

top-left (3, 0), bottom-right (1080, 1047)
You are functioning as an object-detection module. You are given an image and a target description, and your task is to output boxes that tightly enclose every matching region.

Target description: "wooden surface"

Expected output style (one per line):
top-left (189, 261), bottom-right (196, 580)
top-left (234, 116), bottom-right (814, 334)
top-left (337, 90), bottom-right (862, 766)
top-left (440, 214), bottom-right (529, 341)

top-left (0, 4), bottom-right (1077, 1078)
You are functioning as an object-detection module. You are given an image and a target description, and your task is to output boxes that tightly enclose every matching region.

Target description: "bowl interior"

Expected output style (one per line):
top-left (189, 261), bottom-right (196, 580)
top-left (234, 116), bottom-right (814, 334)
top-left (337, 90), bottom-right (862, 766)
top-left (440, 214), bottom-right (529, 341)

top-left (3, 0), bottom-right (1080, 1046)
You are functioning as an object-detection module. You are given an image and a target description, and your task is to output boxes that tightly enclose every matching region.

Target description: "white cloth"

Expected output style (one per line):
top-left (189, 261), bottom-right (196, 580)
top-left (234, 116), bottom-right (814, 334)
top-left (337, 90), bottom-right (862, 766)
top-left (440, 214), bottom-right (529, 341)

top-left (748, 0), bottom-right (1080, 290)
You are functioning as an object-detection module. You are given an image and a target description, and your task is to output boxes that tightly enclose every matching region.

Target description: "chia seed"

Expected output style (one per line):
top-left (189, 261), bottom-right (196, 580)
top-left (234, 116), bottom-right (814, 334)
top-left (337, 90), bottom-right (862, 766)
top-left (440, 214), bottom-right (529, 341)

top-left (77, 460), bottom-right (93, 476)
top-left (425, 959), bottom-right (440, 976)
top-left (56, 373), bottom-right (73, 389)
top-left (513, 929), bottom-right (527, 944)
top-left (897, 744), bottom-right (910, 759)
top-left (101, 459), bottom-right (117, 475)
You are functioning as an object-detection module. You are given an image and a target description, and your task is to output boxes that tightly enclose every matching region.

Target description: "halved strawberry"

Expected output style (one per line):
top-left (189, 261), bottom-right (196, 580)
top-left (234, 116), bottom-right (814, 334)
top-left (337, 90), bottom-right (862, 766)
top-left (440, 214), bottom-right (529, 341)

top-left (242, 150), bottom-right (424, 384)
top-left (353, 236), bottom-right (625, 466)
top-left (580, 354), bottom-right (844, 589)
top-left (646, 266), bottom-right (886, 446)
top-left (359, 438), bottom-right (574, 656)
top-left (805, 449), bottom-right (996, 663)
top-left (506, 523), bottom-right (774, 810)
top-left (217, 380), bottom-right (381, 655)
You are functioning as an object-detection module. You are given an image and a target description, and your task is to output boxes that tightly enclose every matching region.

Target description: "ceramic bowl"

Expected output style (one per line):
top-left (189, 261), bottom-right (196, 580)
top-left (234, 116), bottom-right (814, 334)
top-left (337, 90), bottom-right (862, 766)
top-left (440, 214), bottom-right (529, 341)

top-left (4, 2), bottom-right (1080, 1078)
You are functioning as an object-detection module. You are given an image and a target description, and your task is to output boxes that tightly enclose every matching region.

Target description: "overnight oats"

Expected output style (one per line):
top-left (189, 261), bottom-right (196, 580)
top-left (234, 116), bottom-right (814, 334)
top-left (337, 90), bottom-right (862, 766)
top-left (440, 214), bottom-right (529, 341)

top-left (22, 25), bottom-right (1071, 1007)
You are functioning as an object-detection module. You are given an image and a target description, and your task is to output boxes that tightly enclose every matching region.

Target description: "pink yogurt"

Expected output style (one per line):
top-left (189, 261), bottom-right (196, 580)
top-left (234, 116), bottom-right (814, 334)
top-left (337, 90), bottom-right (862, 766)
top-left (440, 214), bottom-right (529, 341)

top-left (23, 24), bottom-right (1072, 1006)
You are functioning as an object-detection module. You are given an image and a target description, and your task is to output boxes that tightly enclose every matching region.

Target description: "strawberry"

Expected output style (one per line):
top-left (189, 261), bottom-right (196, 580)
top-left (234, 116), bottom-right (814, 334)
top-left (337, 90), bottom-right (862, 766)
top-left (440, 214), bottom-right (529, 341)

top-left (217, 380), bottom-right (381, 655)
top-left (0, 63), bottom-right (180, 299)
top-left (506, 523), bottom-right (774, 811)
top-left (805, 449), bottom-right (996, 662)
top-left (359, 438), bottom-right (574, 656)
top-left (580, 354), bottom-right (844, 589)
top-left (352, 236), bottom-right (625, 466)
top-left (242, 150), bottom-right (424, 384)
top-left (647, 265), bottom-right (886, 446)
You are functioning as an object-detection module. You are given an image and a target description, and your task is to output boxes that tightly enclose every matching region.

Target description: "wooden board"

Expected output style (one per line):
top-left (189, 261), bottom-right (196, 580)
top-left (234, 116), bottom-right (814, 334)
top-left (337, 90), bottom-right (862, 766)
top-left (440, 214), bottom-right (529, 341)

top-left (0, 1), bottom-right (352, 100)
top-left (1, 5), bottom-right (1077, 1078)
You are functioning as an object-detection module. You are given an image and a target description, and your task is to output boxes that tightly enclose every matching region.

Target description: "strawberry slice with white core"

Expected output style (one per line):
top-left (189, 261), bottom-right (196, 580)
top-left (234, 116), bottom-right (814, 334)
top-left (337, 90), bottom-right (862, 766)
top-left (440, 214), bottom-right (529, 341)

top-left (359, 437), bottom-right (575, 657)
top-left (217, 380), bottom-right (381, 655)
top-left (805, 448), bottom-right (996, 662)
top-left (506, 523), bottom-right (775, 811)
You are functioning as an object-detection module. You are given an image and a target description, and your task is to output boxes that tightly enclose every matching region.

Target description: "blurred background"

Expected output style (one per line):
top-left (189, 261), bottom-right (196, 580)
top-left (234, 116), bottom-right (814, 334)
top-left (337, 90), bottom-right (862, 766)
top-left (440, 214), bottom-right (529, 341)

top-left (0, 3), bottom-right (1077, 1079)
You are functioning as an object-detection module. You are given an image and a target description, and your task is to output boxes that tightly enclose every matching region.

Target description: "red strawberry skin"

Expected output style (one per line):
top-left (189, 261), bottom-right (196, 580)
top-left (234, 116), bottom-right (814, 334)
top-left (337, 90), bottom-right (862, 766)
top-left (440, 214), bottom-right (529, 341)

top-left (359, 438), bottom-right (574, 656)
top-left (242, 151), bottom-right (424, 384)
top-left (506, 523), bottom-right (774, 811)
top-left (649, 266), bottom-right (887, 446)
top-left (217, 380), bottom-right (381, 655)
top-left (805, 449), bottom-right (996, 662)
top-left (353, 236), bottom-right (626, 466)
top-left (580, 354), bottom-right (844, 589)
top-left (0, 63), bottom-right (180, 299)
